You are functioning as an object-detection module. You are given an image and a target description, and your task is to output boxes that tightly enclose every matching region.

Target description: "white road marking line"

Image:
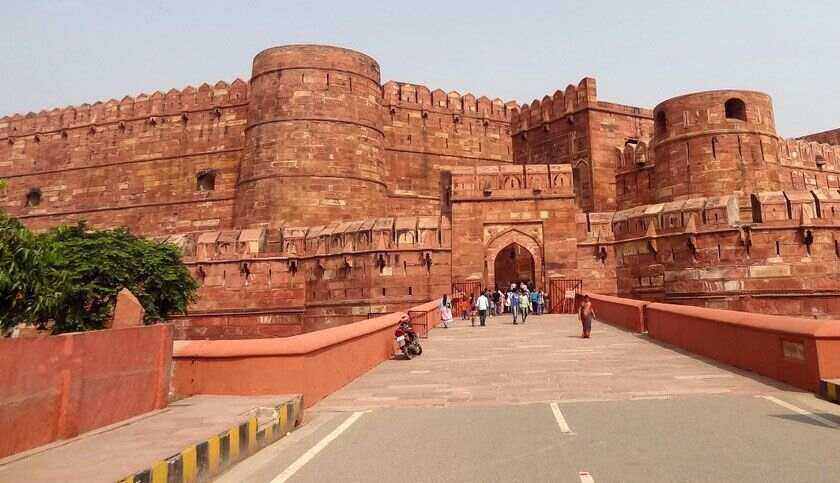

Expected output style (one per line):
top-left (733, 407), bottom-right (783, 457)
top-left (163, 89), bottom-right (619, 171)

top-left (579, 471), bottom-right (595, 482)
top-left (550, 402), bottom-right (575, 434)
top-left (270, 411), bottom-right (366, 483)
top-left (758, 395), bottom-right (840, 429)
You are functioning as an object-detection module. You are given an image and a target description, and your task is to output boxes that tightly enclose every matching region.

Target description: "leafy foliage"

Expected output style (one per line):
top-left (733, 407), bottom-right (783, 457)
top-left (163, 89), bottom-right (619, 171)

top-left (0, 213), bottom-right (198, 334)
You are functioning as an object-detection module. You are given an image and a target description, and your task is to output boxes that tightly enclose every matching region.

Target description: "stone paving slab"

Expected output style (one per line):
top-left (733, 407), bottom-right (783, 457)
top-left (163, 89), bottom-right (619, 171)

top-left (314, 314), bottom-right (791, 411)
top-left (0, 395), bottom-right (297, 483)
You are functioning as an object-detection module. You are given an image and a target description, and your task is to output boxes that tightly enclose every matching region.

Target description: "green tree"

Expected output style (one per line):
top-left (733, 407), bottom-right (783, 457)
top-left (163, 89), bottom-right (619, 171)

top-left (0, 211), bottom-right (65, 332)
top-left (0, 215), bottom-right (198, 334)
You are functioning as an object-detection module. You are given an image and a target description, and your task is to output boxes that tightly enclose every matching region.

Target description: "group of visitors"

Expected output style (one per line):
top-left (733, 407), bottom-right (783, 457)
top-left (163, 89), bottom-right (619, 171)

top-left (439, 287), bottom-right (596, 338)
top-left (441, 283), bottom-right (550, 328)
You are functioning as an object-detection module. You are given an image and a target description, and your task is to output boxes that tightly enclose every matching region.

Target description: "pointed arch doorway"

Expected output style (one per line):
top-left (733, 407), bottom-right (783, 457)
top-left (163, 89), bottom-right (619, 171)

top-left (493, 243), bottom-right (535, 290)
top-left (485, 229), bottom-right (543, 291)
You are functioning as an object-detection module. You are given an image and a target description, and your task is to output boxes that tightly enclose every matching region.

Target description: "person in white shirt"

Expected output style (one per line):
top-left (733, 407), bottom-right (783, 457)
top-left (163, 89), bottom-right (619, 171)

top-left (440, 294), bottom-right (453, 328)
top-left (475, 290), bottom-right (490, 327)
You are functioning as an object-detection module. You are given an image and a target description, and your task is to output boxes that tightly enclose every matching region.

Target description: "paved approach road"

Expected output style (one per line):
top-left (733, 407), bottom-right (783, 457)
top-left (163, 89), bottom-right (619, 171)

top-left (217, 314), bottom-right (840, 482)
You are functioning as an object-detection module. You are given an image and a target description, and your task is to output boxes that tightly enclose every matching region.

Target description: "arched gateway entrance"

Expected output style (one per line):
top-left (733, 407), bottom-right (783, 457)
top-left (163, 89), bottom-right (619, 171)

top-left (494, 244), bottom-right (535, 290)
top-left (485, 230), bottom-right (543, 291)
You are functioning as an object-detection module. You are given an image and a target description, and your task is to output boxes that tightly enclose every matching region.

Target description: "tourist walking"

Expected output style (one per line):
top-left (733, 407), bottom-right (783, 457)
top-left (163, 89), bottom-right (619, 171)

top-left (476, 290), bottom-right (490, 327)
top-left (510, 289), bottom-right (521, 324)
top-left (579, 295), bottom-right (596, 338)
top-left (461, 291), bottom-right (470, 320)
top-left (530, 289), bottom-right (540, 316)
top-left (519, 290), bottom-right (531, 324)
top-left (440, 294), bottom-right (453, 328)
top-left (492, 289), bottom-right (501, 316)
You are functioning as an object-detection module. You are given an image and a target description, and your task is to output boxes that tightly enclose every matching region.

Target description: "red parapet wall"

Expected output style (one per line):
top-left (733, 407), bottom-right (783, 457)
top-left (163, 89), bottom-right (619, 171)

top-left (645, 303), bottom-right (840, 392)
top-left (172, 299), bottom-right (441, 408)
top-left (582, 293), bottom-right (648, 332)
top-left (588, 291), bottom-right (840, 393)
top-left (0, 324), bottom-right (172, 459)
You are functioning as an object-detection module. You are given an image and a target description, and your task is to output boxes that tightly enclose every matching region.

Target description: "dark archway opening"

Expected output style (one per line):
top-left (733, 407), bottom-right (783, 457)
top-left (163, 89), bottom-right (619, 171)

top-left (196, 169), bottom-right (216, 192)
top-left (493, 243), bottom-right (535, 290)
top-left (26, 188), bottom-right (42, 207)
top-left (725, 98), bottom-right (747, 121)
top-left (655, 111), bottom-right (667, 137)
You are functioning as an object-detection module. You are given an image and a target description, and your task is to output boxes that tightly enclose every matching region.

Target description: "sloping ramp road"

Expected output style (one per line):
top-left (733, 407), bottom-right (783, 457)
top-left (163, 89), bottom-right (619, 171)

top-left (216, 315), bottom-right (840, 482)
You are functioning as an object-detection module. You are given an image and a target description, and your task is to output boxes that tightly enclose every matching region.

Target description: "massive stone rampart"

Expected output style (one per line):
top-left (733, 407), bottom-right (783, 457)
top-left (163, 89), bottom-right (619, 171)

top-left (0, 81), bottom-right (248, 234)
top-left (5, 43), bottom-right (840, 335)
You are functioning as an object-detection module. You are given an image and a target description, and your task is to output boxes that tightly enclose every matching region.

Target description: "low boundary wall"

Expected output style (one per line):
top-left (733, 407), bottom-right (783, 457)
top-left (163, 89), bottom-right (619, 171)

top-left (645, 303), bottom-right (840, 392)
top-left (173, 299), bottom-right (441, 408)
top-left (582, 293), bottom-right (648, 332)
top-left (580, 292), bottom-right (840, 393)
top-left (0, 324), bottom-right (172, 459)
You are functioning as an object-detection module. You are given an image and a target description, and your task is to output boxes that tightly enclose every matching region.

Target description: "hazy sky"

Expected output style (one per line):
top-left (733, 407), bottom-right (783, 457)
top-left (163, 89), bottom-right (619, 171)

top-left (2, 0), bottom-right (838, 137)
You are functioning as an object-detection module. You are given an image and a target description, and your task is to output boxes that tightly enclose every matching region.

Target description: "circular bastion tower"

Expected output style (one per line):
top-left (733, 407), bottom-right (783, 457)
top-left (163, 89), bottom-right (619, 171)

top-left (651, 90), bottom-right (783, 202)
top-left (234, 45), bottom-right (388, 228)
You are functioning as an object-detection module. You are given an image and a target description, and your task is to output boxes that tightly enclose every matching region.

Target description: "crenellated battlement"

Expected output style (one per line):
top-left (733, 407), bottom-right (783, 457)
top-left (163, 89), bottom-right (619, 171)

top-left (0, 79), bottom-right (249, 141)
top-left (510, 77), bottom-right (597, 133)
top-left (7, 42), bottom-right (840, 327)
top-left (779, 137), bottom-right (840, 171)
top-left (382, 81), bottom-right (516, 122)
top-left (615, 140), bottom-right (653, 173)
top-left (449, 164), bottom-right (573, 200)
top-left (172, 216), bottom-right (451, 263)
top-left (609, 188), bottom-right (840, 243)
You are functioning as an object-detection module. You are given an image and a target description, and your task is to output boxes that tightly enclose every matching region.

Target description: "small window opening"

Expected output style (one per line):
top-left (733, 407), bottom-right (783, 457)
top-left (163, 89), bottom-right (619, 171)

top-left (775, 240), bottom-right (781, 256)
top-left (381, 287), bottom-right (386, 296)
top-left (196, 170), bottom-right (216, 192)
top-left (724, 98), bottom-right (747, 122)
top-left (816, 155), bottom-right (826, 168)
top-left (408, 286), bottom-right (413, 296)
top-left (654, 111), bottom-right (667, 136)
top-left (25, 188), bottom-right (42, 207)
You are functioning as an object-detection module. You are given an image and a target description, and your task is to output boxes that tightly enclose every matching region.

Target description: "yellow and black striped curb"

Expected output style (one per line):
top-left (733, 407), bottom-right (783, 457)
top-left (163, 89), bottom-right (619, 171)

top-left (119, 395), bottom-right (303, 483)
top-left (821, 379), bottom-right (839, 405)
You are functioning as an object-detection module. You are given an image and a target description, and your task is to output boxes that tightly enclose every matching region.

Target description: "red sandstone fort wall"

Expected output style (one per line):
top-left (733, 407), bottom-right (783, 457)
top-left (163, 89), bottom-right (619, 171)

top-left (234, 45), bottom-right (388, 229)
top-left (158, 216), bottom-right (452, 339)
top-left (383, 81), bottom-right (515, 214)
top-left (6, 43), bottom-right (840, 334)
top-left (606, 189), bottom-right (840, 317)
top-left (799, 127), bottom-right (840, 147)
top-left (0, 81), bottom-right (248, 236)
top-left (652, 90), bottom-right (781, 202)
top-left (449, 164), bottom-right (579, 290)
top-left (511, 79), bottom-right (653, 212)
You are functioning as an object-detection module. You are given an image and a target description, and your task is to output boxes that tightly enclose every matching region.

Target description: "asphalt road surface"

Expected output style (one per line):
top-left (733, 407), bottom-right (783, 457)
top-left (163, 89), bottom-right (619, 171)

top-left (215, 315), bottom-right (840, 482)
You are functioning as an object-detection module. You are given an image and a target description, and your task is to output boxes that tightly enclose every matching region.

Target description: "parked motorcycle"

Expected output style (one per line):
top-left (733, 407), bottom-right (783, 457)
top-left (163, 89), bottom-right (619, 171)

top-left (395, 315), bottom-right (422, 359)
